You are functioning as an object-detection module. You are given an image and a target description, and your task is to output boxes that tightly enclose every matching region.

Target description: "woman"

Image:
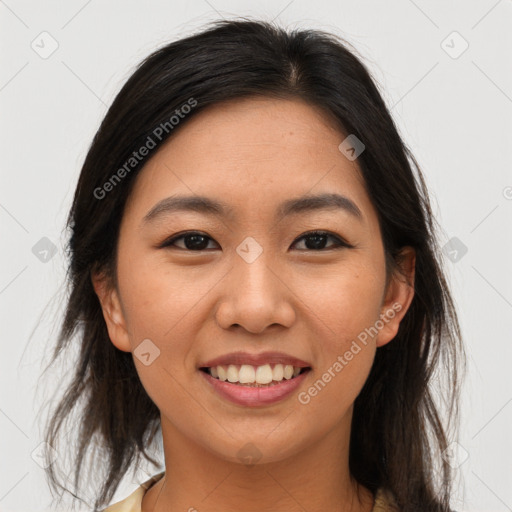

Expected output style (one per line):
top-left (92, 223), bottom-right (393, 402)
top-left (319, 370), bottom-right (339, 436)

top-left (42, 18), bottom-right (464, 512)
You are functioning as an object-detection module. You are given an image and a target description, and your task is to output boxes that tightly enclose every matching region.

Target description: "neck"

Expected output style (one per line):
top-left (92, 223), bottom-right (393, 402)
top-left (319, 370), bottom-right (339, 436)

top-left (142, 413), bottom-right (374, 512)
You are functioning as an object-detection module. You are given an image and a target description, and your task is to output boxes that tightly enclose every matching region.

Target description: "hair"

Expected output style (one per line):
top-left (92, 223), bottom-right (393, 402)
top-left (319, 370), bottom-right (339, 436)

top-left (41, 18), bottom-right (465, 512)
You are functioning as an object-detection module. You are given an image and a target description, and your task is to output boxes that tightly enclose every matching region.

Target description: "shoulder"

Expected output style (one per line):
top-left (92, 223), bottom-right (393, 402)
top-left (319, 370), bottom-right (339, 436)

top-left (101, 472), bottom-right (165, 512)
top-left (371, 488), bottom-right (460, 512)
top-left (372, 487), bottom-right (400, 512)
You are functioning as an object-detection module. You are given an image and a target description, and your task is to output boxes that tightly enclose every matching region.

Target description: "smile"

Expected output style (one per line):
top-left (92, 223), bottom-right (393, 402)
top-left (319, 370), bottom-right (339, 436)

top-left (199, 364), bottom-right (312, 407)
top-left (200, 363), bottom-right (308, 385)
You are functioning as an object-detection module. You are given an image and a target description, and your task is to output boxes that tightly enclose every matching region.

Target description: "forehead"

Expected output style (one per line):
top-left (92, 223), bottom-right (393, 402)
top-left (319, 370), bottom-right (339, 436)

top-left (124, 96), bottom-right (376, 226)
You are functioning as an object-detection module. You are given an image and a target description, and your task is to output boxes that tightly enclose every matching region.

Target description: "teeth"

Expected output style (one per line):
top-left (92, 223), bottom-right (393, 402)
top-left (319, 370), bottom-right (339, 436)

top-left (273, 364), bottom-right (284, 381)
top-left (283, 364), bottom-right (294, 380)
top-left (205, 363), bottom-right (306, 384)
top-left (255, 364), bottom-right (273, 384)
top-left (227, 365), bottom-right (239, 383)
top-left (217, 366), bottom-right (227, 381)
top-left (239, 364), bottom-right (256, 383)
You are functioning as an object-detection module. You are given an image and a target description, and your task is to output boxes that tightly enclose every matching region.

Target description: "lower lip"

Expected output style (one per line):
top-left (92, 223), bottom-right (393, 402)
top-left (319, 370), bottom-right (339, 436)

top-left (199, 369), bottom-right (311, 407)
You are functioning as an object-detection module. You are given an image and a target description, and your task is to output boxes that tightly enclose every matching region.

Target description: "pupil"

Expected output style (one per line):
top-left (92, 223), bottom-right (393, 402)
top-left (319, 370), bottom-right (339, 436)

top-left (185, 234), bottom-right (208, 250)
top-left (306, 234), bottom-right (326, 250)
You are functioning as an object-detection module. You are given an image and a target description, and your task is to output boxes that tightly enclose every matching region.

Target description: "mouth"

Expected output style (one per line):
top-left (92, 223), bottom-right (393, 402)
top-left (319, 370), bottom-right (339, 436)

top-left (199, 364), bottom-right (312, 387)
top-left (199, 363), bottom-right (312, 407)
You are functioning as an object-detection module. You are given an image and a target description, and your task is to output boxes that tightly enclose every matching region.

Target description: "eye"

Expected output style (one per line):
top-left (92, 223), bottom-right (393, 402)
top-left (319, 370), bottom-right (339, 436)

top-left (291, 230), bottom-right (352, 251)
top-left (159, 231), bottom-right (218, 251)
top-left (159, 230), bottom-right (352, 252)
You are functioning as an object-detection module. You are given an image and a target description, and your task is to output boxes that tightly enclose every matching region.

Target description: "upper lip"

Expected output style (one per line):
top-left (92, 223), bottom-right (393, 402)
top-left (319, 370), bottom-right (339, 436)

top-left (199, 351), bottom-right (312, 369)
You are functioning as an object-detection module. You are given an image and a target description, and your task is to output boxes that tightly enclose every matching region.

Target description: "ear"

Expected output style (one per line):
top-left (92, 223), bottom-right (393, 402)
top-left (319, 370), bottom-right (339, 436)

top-left (90, 269), bottom-right (131, 352)
top-left (375, 246), bottom-right (416, 348)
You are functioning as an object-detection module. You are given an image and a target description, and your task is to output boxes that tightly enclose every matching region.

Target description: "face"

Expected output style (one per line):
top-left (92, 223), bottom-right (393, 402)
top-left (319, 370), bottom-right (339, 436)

top-left (92, 96), bottom-right (415, 465)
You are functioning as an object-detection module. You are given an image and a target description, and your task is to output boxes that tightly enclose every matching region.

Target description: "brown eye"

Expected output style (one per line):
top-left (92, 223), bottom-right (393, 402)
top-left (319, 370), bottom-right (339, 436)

top-left (159, 230), bottom-right (352, 252)
top-left (160, 232), bottom-right (219, 251)
top-left (291, 231), bottom-right (352, 251)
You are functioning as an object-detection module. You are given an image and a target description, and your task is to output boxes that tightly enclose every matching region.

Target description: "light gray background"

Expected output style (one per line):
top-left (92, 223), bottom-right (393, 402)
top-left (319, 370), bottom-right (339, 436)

top-left (1, 1), bottom-right (511, 511)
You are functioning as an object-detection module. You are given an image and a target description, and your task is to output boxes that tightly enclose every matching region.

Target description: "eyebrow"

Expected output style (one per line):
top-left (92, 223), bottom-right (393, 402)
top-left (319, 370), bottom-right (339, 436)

top-left (141, 192), bottom-right (363, 226)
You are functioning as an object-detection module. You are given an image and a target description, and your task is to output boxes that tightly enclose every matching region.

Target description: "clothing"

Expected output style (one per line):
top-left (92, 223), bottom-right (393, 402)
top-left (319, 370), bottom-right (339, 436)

top-left (102, 471), bottom-right (399, 511)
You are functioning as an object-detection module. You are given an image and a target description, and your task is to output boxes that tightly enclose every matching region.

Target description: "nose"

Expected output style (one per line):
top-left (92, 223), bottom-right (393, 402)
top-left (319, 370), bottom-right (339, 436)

top-left (214, 249), bottom-right (296, 334)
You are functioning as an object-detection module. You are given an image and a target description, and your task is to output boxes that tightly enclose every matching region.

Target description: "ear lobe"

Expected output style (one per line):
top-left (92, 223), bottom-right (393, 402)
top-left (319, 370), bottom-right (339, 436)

top-left (375, 246), bottom-right (416, 348)
top-left (90, 270), bottom-right (131, 353)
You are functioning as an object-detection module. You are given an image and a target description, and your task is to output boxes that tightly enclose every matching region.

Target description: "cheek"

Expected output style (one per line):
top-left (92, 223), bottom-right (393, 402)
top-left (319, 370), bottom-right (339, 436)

top-left (296, 265), bottom-right (383, 409)
top-left (114, 254), bottom-right (213, 406)
top-left (298, 294), bottom-right (379, 422)
top-left (297, 343), bottom-right (376, 428)
top-left (116, 248), bottom-right (216, 343)
top-left (303, 260), bottom-right (385, 341)
top-left (118, 270), bottom-right (202, 416)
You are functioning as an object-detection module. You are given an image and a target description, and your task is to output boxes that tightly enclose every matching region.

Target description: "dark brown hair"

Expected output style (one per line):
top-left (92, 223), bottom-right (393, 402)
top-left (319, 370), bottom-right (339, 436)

top-left (41, 18), bottom-right (465, 511)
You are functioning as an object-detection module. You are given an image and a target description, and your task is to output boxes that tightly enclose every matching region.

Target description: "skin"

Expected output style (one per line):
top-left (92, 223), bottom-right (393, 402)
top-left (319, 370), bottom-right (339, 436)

top-left (92, 96), bottom-right (415, 512)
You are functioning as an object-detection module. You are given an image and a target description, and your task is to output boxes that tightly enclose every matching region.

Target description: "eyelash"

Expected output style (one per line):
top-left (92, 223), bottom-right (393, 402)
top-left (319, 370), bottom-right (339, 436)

top-left (159, 230), bottom-right (353, 252)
